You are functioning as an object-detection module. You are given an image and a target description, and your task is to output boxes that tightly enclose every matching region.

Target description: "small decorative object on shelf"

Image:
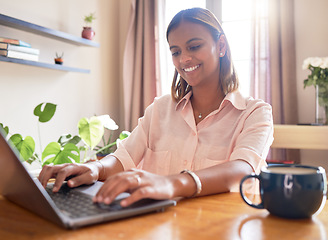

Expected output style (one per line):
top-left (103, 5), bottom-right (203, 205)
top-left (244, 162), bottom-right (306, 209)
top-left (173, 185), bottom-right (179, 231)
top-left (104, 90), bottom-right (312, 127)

top-left (54, 52), bottom-right (64, 65)
top-left (0, 14), bottom-right (98, 73)
top-left (303, 57), bottom-right (328, 125)
top-left (82, 13), bottom-right (96, 40)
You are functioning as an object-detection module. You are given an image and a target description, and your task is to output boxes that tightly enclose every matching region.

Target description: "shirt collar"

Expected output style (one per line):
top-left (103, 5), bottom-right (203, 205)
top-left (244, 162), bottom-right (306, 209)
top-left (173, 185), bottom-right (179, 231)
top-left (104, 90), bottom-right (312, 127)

top-left (175, 90), bottom-right (247, 111)
top-left (175, 91), bottom-right (193, 111)
top-left (222, 91), bottom-right (247, 110)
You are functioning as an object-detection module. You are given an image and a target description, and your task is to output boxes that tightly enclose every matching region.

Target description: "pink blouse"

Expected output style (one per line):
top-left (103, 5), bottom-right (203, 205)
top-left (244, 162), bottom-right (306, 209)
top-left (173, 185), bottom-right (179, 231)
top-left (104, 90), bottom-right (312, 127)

top-left (113, 91), bottom-right (273, 176)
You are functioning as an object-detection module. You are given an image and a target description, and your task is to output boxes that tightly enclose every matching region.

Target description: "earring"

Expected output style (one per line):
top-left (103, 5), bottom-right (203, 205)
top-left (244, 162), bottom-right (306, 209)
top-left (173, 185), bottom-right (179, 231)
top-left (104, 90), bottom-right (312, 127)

top-left (220, 52), bottom-right (223, 57)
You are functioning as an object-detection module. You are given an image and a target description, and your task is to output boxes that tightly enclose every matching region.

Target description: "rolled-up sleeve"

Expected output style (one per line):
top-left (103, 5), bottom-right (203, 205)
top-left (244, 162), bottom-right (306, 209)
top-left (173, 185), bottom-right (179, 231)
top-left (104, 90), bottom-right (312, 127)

top-left (112, 104), bottom-right (153, 170)
top-left (229, 101), bottom-right (273, 173)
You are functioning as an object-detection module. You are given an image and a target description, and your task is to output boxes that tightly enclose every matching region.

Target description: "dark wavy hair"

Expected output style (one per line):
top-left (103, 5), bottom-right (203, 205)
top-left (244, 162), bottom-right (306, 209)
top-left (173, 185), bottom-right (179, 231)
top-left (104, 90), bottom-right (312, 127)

top-left (166, 8), bottom-right (239, 101)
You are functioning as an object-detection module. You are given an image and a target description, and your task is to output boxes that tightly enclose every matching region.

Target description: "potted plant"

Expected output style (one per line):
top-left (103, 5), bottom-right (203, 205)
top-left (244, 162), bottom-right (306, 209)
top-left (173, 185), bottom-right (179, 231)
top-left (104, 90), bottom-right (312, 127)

top-left (77, 115), bottom-right (130, 162)
top-left (303, 57), bottom-right (328, 124)
top-left (0, 102), bottom-right (129, 170)
top-left (54, 52), bottom-right (64, 65)
top-left (82, 13), bottom-right (96, 40)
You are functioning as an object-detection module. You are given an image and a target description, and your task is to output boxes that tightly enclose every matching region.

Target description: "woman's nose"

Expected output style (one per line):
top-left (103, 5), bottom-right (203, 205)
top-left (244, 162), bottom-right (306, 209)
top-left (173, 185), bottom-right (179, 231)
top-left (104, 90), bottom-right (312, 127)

top-left (179, 52), bottom-right (192, 63)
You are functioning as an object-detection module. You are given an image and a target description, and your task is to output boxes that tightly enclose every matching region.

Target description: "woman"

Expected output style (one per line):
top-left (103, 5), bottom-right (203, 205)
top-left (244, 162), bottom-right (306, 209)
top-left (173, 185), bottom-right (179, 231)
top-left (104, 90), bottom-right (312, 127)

top-left (39, 8), bottom-right (273, 207)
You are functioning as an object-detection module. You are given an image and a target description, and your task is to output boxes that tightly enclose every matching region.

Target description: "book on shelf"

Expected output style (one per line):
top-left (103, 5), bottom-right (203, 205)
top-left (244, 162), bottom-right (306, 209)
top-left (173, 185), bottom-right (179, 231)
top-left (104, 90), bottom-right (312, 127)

top-left (0, 49), bottom-right (39, 61)
top-left (0, 42), bottom-right (39, 55)
top-left (0, 37), bottom-right (31, 48)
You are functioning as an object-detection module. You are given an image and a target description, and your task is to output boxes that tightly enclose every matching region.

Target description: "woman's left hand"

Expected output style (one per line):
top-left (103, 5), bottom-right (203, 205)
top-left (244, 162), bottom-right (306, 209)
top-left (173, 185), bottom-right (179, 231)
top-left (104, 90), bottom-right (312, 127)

top-left (92, 169), bottom-right (176, 207)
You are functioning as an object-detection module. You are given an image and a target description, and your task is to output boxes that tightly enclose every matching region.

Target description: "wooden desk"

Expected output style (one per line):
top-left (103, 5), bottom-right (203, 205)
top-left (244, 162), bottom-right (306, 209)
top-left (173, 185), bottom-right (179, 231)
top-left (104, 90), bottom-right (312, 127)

top-left (1, 193), bottom-right (327, 240)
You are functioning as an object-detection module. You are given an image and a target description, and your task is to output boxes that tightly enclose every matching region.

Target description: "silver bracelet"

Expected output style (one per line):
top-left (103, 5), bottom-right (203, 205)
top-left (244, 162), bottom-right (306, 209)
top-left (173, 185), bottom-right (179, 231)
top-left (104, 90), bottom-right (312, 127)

top-left (96, 161), bottom-right (106, 180)
top-left (180, 169), bottom-right (202, 198)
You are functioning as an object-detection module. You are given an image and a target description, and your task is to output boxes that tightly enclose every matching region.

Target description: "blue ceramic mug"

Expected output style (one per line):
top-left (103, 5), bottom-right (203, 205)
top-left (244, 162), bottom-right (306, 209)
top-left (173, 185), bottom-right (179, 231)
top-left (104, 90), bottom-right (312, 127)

top-left (240, 164), bottom-right (327, 218)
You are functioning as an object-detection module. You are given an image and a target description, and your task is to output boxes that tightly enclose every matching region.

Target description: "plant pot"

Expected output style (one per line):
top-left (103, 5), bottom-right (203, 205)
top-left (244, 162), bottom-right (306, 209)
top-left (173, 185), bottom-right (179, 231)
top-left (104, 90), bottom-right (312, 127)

top-left (54, 58), bottom-right (63, 65)
top-left (96, 154), bottom-right (108, 160)
top-left (82, 27), bottom-right (95, 40)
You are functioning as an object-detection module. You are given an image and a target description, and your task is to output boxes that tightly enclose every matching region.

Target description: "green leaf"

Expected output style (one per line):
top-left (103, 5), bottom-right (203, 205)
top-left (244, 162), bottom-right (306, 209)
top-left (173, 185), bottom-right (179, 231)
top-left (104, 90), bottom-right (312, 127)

top-left (0, 123), bottom-right (9, 136)
top-left (34, 102), bottom-right (57, 123)
top-left (78, 116), bottom-right (104, 150)
top-left (119, 130), bottom-right (130, 140)
top-left (58, 134), bottom-right (81, 146)
top-left (79, 145), bottom-right (88, 152)
top-left (27, 153), bottom-right (40, 164)
top-left (9, 134), bottom-right (35, 161)
top-left (42, 142), bottom-right (80, 165)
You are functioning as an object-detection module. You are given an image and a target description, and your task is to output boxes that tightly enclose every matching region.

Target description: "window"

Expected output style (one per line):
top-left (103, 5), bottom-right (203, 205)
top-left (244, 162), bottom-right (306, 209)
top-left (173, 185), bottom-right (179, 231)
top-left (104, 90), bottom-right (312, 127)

top-left (221, 0), bottom-right (252, 97)
top-left (160, 0), bottom-right (253, 97)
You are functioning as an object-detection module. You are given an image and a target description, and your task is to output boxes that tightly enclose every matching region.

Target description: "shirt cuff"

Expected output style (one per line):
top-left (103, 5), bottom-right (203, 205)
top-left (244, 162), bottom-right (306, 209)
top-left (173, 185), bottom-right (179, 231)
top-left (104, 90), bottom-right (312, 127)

top-left (229, 148), bottom-right (266, 174)
top-left (112, 143), bottom-right (137, 170)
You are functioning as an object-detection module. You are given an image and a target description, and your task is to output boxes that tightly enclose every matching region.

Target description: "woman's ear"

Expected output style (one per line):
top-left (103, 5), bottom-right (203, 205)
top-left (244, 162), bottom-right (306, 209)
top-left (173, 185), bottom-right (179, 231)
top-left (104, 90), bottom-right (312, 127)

top-left (217, 35), bottom-right (227, 57)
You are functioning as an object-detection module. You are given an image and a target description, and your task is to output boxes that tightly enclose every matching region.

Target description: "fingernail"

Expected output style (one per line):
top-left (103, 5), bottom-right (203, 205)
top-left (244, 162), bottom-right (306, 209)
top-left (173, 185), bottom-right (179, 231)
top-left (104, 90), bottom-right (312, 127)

top-left (121, 200), bottom-right (127, 207)
top-left (104, 197), bottom-right (111, 204)
top-left (96, 196), bottom-right (103, 202)
top-left (68, 180), bottom-right (75, 187)
top-left (53, 186), bottom-right (58, 192)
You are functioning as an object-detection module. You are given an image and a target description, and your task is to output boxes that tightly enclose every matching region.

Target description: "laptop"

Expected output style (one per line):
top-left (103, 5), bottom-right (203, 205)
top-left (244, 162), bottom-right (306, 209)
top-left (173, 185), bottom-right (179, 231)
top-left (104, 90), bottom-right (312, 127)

top-left (0, 129), bottom-right (176, 229)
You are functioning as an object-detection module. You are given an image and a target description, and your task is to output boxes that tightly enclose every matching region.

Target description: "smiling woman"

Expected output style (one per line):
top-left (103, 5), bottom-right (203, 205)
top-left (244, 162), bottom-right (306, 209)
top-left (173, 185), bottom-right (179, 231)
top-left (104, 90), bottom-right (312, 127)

top-left (160, 0), bottom-right (254, 97)
top-left (167, 21), bottom-right (225, 117)
top-left (38, 8), bottom-right (273, 210)
top-left (159, 0), bottom-right (206, 95)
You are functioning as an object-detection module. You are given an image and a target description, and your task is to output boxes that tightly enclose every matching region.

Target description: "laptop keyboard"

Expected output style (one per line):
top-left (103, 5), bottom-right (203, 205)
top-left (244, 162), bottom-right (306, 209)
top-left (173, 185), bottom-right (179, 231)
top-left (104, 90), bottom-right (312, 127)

top-left (46, 184), bottom-right (124, 219)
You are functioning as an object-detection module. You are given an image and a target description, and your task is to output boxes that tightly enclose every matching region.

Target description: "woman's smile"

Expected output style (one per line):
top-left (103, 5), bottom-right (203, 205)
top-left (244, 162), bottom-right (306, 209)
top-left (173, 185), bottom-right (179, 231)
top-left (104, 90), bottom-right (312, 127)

top-left (183, 64), bottom-right (200, 73)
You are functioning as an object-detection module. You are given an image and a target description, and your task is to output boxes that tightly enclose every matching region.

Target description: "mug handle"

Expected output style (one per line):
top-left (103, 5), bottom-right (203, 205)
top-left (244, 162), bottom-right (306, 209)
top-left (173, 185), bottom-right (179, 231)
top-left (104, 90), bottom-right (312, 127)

top-left (239, 174), bottom-right (264, 209)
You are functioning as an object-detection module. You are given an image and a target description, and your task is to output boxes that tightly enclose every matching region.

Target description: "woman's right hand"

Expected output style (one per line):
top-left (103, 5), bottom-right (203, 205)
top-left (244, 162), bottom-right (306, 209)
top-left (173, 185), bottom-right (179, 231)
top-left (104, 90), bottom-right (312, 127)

top-left (38, 162), bottom-right (101, 192)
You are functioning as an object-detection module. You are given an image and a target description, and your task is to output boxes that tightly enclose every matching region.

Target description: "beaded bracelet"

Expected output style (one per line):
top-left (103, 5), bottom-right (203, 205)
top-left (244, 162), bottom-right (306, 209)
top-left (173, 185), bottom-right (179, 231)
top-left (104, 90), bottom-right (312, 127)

top-left (180, 169), bottom-right (202, 198)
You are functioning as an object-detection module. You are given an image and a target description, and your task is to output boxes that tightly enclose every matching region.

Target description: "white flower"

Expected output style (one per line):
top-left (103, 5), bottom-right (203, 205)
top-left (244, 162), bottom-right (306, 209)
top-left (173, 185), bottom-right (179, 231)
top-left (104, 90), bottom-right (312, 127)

top-left (96, 115), bottom-right (119, 130)
top-left (311, 57), bottom-right (322, 68)
top-left (302, 57), bottom-right (312, 70)
top-left (303, 57), bottom-right (328, 70)
top-left (320, 57), bottom-right (328, 69)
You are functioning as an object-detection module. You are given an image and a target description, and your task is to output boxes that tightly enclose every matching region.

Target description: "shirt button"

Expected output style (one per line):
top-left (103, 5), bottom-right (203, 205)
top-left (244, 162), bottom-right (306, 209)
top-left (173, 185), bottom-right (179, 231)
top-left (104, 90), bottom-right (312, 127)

top-left (183, 160), bottom-right (188, 165)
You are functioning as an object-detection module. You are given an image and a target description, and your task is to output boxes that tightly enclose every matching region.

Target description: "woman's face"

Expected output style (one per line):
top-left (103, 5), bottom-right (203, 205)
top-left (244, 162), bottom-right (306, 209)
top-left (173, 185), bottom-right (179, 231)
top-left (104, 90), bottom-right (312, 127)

top-left (168, 21), bottom-right (223, 89)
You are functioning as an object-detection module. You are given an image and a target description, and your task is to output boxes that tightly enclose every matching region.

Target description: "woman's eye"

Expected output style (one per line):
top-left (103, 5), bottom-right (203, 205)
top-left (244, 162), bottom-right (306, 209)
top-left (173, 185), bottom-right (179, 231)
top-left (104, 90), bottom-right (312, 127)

top-left (171, 51), bottom-right (180, 57)
top-left (189, 45), bottom-right (201, 51)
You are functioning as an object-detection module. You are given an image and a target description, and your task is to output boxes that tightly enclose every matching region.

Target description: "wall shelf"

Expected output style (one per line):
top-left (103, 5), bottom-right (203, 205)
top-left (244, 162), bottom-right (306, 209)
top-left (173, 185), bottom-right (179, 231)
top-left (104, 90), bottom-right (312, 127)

top-left (0, 14), bottom-right (99, 73)
top-left (0, 56), bottom-right (90, 73)
top-left (0, 14), bottom-right (100, 47)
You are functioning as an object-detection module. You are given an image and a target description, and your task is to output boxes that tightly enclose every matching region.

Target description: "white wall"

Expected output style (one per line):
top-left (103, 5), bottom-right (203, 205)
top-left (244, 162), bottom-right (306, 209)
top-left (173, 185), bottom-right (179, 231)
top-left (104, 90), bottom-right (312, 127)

top-left (295, 0), bottom-right (328, 168)
top-left (0, 0), bottom-right (130, 162)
